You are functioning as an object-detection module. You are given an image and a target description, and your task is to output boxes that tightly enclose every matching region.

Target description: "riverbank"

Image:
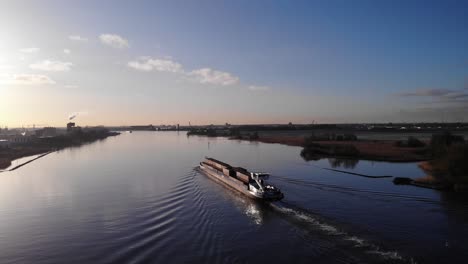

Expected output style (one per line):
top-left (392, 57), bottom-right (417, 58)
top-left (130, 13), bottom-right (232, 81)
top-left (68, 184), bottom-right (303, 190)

top-left (187, 129), bottom-right (468, 192)
top-left (250, 133), bottom-right (468, 191)
top-left (0, 151), bottom-right (55, 172)
top-left (0, 148), bottom-right (51, 170)
top-left (206, 129), bottom-right (426, 162)
top-left (0, 129), bottom-right (120, 170)
top-left (188, 129), bottom-right (468, 191)
top-left (255, 135), bottom-right (429, 162)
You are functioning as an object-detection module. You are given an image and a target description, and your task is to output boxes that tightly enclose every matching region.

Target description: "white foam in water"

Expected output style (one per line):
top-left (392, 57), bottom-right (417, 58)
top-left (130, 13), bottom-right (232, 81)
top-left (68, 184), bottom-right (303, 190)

top-left (366, 249), bottom-right (403, 260)
top-left (345, 236), bottom-right (368, 247)
top-left (271, 203), bottom-right (408, 262)
top-left (271, 204), bottom-right (345, 235)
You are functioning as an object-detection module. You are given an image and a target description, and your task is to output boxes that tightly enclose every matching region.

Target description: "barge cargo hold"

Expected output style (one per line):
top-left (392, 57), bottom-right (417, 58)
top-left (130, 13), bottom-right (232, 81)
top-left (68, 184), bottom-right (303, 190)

top-left (199, 157), bottom-right (284, 201)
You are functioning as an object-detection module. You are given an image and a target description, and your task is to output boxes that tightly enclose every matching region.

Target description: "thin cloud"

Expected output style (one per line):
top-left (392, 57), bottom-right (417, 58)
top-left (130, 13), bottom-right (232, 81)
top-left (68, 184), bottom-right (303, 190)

top-left (398, 105), bottom-right (468, 122)
top-left (248, 85), bottom-right (271, 91)
top-left (30, 60), bottom-right (73, 72)
top-left (19, 47), bottom-right (40, 53)
top-left (128, 57), bottom-right (183, 73)
top-left (63, 49), bottom-right (71, 54)
top-left (128, 61), bottom-right (152, 71)
top-left (188, 68), bottom-right (239, 86)
top-left (397, 88), bottom-right (468, 105)
top-left (69, 35), bottom-right (88, 42)
top-left (397, 88), bottom-right (453, 97)
top-left (0, 64), bottom-right (15, 70)
top-left (100, 34), bottom-right (129, 49)
top-left (444, 92), bottom-right (468, 100)
top-left (1, 74), bottom-right (55, 85)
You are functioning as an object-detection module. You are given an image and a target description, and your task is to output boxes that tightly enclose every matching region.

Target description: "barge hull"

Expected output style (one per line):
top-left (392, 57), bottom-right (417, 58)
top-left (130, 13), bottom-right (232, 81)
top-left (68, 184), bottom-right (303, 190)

top-left (199, 164), bottom-right (261, 200)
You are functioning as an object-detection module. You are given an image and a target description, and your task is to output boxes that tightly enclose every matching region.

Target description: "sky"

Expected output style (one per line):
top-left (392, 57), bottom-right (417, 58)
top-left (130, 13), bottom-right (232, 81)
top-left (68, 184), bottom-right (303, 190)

top-left (1, 0), bottom-right (467, 127)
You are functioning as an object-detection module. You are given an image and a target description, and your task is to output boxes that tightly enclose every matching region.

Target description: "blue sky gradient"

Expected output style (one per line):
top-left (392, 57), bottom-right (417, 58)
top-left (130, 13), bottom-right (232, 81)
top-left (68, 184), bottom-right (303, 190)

top-left (1, 0), bottom-right (467, 126)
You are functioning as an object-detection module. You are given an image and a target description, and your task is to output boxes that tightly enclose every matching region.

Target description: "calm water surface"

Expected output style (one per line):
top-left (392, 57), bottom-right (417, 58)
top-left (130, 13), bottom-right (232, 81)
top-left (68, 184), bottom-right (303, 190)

top-left (1, 132), bottom-right (467, 263)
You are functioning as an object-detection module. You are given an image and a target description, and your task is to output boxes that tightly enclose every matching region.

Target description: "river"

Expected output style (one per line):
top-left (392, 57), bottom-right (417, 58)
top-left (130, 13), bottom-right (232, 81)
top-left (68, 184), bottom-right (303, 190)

top-left (0, 131), bottom-right (467, 263)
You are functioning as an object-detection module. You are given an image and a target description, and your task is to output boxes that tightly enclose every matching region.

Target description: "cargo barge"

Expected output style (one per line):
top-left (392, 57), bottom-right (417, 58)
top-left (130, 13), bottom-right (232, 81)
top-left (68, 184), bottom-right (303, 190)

top-left (199, 157), bottom-right (284, 201)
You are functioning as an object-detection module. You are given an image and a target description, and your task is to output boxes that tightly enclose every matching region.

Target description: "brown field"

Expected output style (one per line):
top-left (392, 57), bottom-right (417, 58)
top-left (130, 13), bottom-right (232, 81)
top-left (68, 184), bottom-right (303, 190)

top-left (255, 135), bottom-right (429, 162)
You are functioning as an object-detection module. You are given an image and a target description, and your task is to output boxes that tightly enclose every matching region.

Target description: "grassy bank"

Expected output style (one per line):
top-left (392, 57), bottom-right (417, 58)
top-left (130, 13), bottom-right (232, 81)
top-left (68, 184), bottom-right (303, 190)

top-left (188, 128), bottom-right (468, 191)
top-left (188, 129), bottom-right (431, 162)
top-left (415, 132), bottom-right (468, 190)
top-left (300, 137), bottom-right (430, 162)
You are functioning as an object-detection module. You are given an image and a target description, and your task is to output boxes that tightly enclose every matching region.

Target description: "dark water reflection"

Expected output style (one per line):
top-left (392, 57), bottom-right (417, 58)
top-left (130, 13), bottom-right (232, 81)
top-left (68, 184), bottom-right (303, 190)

top-left (0, 132), bottom-right (467, 263)
top-left (328, 158), bottom-right (360, 169)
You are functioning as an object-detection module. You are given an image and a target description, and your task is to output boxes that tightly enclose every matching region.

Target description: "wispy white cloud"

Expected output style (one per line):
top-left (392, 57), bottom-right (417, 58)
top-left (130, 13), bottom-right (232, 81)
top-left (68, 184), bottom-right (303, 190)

top-left (128, 55), bottom-right (246, 87)
top-left (63, 49), bottom-right (71, 54)
top-left (19, 47), bottom-right (40, 53)
top-left (29, 60), bottom-right (73, 72)
top-left (128, 57), bottom-right (183, 73)
top-left (100, 34), bottom-right (129, 49)
top-left (188, 68), bottom-right (239, 86)
top-left (69, 35), bottom-right (88, 42)
top-left (64, 84), bottom-right (78, 89)
top-left (0, 74), bottom-right (55, 85)
top-left (248, 85), bottom-right (271, 91)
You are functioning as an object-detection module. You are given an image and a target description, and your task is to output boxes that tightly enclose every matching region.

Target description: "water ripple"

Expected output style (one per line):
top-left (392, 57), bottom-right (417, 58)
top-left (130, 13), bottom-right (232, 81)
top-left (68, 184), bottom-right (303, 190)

top-left (102, 170), bottom-right (197, 264)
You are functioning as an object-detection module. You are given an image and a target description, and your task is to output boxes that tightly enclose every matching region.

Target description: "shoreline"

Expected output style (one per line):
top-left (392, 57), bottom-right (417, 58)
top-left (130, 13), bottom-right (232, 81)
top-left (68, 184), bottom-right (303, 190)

top-left (1, 130), bottom-right (120, 171)
top-left (0, 151), bottom-right (55, 172)
top-left (248, 133), bottom-right (467, 192)
top-left (189, 131), bottom-right (468, 191)
top-left (0, 148), bottom-right (52, 170)
top-left (228, 134), bottom-right (430, 162)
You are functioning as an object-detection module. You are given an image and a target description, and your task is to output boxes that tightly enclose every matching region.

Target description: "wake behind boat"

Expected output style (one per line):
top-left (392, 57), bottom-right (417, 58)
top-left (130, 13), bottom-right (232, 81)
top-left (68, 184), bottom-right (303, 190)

top-left (199, 157), bottom-right (284, 201)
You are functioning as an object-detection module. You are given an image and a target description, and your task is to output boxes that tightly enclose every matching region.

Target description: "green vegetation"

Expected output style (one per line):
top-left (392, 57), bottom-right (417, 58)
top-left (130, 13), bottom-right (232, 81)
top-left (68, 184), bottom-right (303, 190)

top-left (306, 132), bottom-right (358, 141)
top-left (394, 136), bottom-right (426, 148)
top-left (327, 158), bottom-right (359, 169)
top-left (427, 132), bottom-right (468, 188)
top-left (430, 131), bottom-right (464, 155)
top-left (187, 129), bottom-right (222, 137)
top-left (248, 132), bottom-right (259, 140)
top-left (300, 136), bottom-right (360, 161)
top-left (301, 134), bottom-right (360, 161)
top-left (187, 128), bottom-right (259, 141)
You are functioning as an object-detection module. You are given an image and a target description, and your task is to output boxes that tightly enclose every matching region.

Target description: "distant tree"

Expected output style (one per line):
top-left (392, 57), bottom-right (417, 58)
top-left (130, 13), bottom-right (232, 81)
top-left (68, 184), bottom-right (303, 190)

top-left (249, 131), bottom-right (259, 140)
top-left (344, 134), bottom-right (358, 141)
top-left (229, 128), bottom-right (241, 137)
top-left (431, 131), bottom-right (464, 148)
top-left (407, 136), bottom-right (426, 147)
